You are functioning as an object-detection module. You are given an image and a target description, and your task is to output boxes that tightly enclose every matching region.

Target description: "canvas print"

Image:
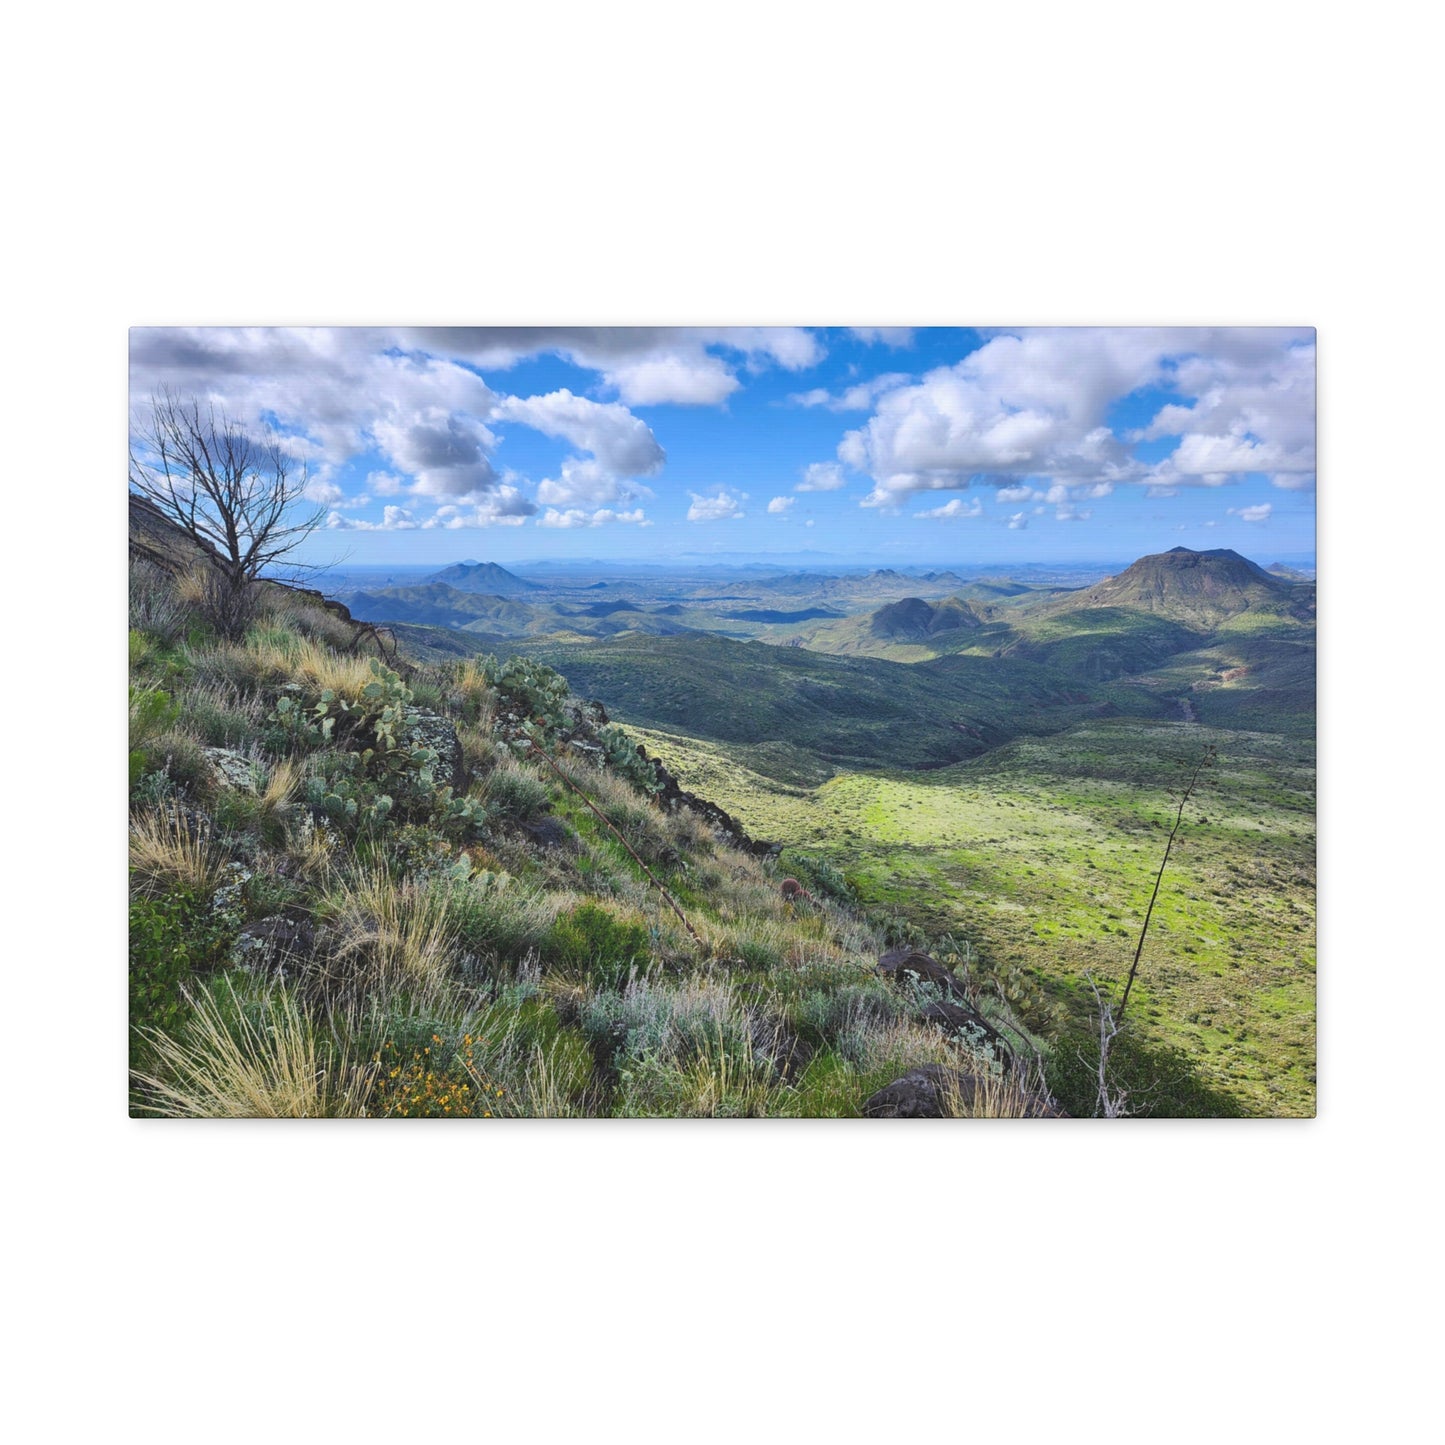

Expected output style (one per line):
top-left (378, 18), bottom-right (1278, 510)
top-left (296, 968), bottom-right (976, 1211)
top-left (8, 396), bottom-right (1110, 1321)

top-left (127, 327), bottom-right (1316, 1118)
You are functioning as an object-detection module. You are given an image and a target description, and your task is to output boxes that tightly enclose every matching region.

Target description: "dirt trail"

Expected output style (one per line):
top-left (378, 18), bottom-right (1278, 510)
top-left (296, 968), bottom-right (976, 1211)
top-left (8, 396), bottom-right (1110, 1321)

top-left (1178, 695), bottom-right (1197, 723)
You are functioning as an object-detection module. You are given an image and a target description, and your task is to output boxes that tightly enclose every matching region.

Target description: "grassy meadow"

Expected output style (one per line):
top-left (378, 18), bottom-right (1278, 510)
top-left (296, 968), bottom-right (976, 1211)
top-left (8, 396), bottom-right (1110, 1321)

top-left (631, 717), bottom-right (1316, 1116)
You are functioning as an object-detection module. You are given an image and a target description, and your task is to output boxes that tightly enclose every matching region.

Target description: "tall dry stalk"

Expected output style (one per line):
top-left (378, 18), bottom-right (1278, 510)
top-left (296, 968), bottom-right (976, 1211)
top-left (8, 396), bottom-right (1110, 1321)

top-left (1089, 743), bottom-right (1217, 1117)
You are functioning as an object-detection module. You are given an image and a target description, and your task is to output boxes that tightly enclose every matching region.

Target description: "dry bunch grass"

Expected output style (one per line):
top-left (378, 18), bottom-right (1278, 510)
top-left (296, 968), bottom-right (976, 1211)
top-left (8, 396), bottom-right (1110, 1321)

top-left (938, 1065), bottom-right (1060, 1119)
top-left (321, 869), bottom-right (459, 999)
top-left (187, 632), bottom-right (380, 700)
top-left (129, 807), bottom-right (229, 896)
top-left (133, 980), bottom-right (375, 1118)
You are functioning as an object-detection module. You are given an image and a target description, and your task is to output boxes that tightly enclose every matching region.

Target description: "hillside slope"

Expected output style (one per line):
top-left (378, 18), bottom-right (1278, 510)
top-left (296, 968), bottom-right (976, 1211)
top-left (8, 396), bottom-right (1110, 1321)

top-left (128, 499), bottom-right (1054, 1119)
top-left (513, 631), bottom-right (1171, 778)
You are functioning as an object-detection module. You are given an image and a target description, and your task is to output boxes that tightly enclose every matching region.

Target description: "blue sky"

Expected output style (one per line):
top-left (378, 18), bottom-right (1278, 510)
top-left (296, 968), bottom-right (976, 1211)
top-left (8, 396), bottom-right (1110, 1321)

top-left (129, 326), bottom-right (1316, 568)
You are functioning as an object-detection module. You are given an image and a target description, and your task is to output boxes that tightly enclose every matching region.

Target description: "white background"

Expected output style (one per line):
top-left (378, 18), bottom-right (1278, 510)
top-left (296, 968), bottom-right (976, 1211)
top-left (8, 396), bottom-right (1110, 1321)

top-left (4, 3), bottom-right (1438, 1441)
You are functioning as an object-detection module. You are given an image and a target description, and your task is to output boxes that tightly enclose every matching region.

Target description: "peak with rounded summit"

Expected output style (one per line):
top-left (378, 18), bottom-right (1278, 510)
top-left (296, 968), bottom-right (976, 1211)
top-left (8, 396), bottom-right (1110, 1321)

top-left (1057, 545), bottom-right (1295, 629)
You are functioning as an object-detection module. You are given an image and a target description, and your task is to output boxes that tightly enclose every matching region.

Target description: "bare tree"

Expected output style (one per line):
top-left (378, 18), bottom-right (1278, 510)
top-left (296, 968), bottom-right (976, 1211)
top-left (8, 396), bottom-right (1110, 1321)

top-left (129, 391), bottom-right (325, 637)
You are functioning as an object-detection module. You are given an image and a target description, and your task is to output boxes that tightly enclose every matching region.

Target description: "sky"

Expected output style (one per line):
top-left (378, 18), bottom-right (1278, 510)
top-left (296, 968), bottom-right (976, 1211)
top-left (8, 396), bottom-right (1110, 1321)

top-left (128, 326), bottom-right (1317, 568)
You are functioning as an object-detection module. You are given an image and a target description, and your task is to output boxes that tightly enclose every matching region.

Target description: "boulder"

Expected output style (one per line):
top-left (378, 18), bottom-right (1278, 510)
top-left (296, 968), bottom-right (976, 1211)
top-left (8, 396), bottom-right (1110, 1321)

top-left (519, 816), bottom-right (579, 853)
top-left (407, 710), bottom-right (465, 792)
top-left (878, 946), bottom-right (963, 993)
top-left (863, 1065), bottom-right (1065, 1118)
top-left (877, 948), bottom-right (1012, 1063)
top-left (203, 746), bottom-right (262, 793)
top-left (863, 1066), bottom-right (978, 1118)
top-left (920, 999), bottom-right (1011, 1065)
top-left (231, 915), bottom-right (316, 974)
top-left (751, 1016), bottom-right (815, 1083)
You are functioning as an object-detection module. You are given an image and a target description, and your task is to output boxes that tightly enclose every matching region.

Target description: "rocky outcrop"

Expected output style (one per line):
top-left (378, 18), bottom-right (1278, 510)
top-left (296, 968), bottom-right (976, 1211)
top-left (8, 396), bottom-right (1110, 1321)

top-left (232, 915), bottom-right (317, 974)
top-left (407, 710), bottom-right (465, 792)
top-left (863, 1064), bottom-right (1064, 1118)
top-left (637, 745), bottom-right (779, 858)
top-left (203, 747), bottom-right (262, 793)
top-left (863, 1066), bottom-right (976, 1117)
top-left (877, 948), bottom-right (1012, 1066)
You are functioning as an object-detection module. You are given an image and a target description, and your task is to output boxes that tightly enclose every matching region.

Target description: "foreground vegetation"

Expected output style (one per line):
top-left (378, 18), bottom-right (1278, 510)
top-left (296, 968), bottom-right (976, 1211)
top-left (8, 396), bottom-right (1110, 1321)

top-left (129, 556), bottom-right (1063, 1118)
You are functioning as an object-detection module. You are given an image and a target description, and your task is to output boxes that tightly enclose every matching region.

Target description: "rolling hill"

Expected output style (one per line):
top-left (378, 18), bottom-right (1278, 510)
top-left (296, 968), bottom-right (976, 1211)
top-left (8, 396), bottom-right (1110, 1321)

top-left (871, 595), bottom-right (983, 641)
top-left (511, 631), bottom-right (1171, 779)
top-left (346, 583), bottom-right (545, 632)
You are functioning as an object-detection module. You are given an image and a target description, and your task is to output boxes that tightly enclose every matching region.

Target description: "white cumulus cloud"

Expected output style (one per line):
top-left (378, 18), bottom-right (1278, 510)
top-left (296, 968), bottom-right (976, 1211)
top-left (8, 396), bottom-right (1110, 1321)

top-left (687, 489), bottom-right (746, 522)
top-left (796, 462), bottom-right (845, 492)
top-left (832, 327), bottom-right (1313, 508)
top-left (495, 390), bottom-right (664, 479)
top-left (915, 497), bottom-right (982, 520)
top-left (787, 373), bottom-right (911, 412)
top-left (401, 327), bottom-right (825, 408)
top-left (538, 507), bottom-right (650, 529)
top-left (328, 504), bottom-right (421, 532)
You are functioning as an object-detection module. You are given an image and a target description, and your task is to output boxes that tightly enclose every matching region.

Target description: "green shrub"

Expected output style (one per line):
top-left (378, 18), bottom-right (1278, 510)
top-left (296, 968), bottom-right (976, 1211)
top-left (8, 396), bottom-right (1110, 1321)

top-left (212, 789), bottom-right (262, 836)
top-left (129, 560), bottom-right (188, 646)
top-left (580, 980), bottom-right (750, 1074)
top-left (506, 999), bottom-right (595, 1100)
top-left (408, 677), bottom-right (445, 712)
top-left (790, 980), bottom-right (900, 1050)
top-left (773, 1048), bottom-right (864, 1118)
top-left (596, 796), bottom-right (678, 870)
top-left (444, 873), bottom-right (559, 971)
top-left (777, 849), bottom-right (856, 905)
top-left (481, 759), bottom-right (553, 822)
top-left (726, 918), bottom-right (788, 973)
top-left (148, 730), bottom-right (212, 793)
top-left (181, 688), bottom-right (263, 749)
top-left (244, 622), bottom-right (303, 655)
top-left (129, 685), bottom-right (180, 746)
top-left (241, 866), bottom-right (308, 918)
top-left (545, 902), bottom-right (651, 986)
top-left (129, 889), bottom-right (236, 1050)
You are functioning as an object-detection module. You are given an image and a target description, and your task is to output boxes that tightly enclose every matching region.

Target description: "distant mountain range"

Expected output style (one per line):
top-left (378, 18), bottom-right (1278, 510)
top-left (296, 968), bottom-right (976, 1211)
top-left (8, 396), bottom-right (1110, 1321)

top-left (346, 549), bottom-right (1314, 724)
